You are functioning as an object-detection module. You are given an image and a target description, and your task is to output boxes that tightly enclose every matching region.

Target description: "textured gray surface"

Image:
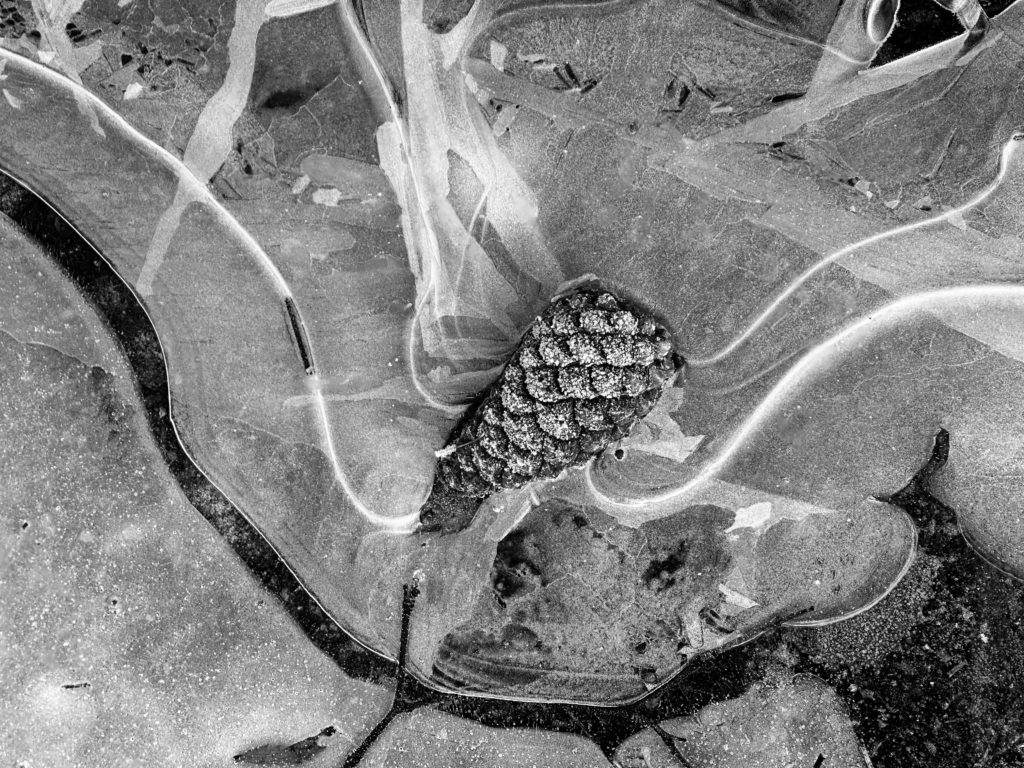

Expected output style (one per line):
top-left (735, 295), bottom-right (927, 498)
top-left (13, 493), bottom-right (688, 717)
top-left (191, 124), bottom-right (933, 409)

top-left (0, 218), bottom-right (393, 767)
top-left (4, 0), bottom-right (1024, 764)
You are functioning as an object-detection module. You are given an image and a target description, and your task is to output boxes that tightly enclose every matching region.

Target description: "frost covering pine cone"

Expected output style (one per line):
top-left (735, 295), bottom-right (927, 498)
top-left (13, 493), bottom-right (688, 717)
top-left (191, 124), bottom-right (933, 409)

top-left (419, 289), bottom-right (683, 534)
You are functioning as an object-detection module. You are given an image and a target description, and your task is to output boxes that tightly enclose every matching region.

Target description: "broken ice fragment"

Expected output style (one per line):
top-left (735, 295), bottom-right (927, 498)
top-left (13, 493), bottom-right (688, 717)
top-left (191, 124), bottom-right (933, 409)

top-left (490, 40), bottom-right (508, 71)
top-left (853, 179), bottom-right (874, 198)
top-left (726, 501), bottom-right (773, 532)
top-left (719, 583), bottom-right (759, 609)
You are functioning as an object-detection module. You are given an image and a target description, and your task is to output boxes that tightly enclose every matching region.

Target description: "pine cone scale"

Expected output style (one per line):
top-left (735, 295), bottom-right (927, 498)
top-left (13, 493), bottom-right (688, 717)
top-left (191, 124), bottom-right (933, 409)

top-left (419, 288), bottom-right (684, 534)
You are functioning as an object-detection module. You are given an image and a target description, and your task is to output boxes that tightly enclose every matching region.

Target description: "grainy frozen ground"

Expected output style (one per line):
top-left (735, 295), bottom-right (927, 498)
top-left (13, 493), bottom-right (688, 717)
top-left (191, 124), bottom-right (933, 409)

top-left (0, 214), bottom-right (393, 767)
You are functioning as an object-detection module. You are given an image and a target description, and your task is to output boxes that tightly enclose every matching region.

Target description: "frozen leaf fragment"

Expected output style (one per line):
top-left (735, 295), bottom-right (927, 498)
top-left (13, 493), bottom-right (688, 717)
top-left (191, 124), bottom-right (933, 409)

top-left (419, 289), bottom-right (683, 534)
top-left (234, 725), bottom-right (339, 765)
top-left (489, 39), bottom-right (508, 71)
top-left (853, 178), bottom-right (874, 198)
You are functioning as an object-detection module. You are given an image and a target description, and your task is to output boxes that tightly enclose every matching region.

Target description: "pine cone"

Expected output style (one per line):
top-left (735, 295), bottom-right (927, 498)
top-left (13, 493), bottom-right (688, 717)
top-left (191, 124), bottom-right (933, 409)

top-left (419, 289), bottom-right (683, 534)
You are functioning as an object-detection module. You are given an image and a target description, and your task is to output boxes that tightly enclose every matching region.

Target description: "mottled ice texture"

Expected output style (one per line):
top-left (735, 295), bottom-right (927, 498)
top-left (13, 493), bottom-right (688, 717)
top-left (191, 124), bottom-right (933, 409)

top-left (5, 0), bottom-right (1024, 719)
top-left (360, 708), bottom-right (612, 768)
top-left (616, 675), bottom-right (864, 768)
top-left (0, 219), bottom-right (392, 768)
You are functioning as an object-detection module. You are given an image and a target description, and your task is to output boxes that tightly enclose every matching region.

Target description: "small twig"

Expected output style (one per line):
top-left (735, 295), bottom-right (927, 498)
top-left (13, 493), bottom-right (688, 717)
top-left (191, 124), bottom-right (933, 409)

top-left (651, 724), bottom-right (694, 768)
top-left (341, 579), bottom-right (425, 767)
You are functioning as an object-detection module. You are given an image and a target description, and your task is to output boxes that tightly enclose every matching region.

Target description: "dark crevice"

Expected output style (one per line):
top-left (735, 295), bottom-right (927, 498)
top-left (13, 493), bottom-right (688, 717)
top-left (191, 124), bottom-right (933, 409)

top-left (873, 3), bottom-right (962, 66)
top-left (652, 724), bottom-right (693, 767)
top-left (878, 428), bottom-right (955, 540)
top-left (342, 581), bottom-right (435, 767)
top-left (3, 170), bottom-right (1022, 768)
top-left (260, 88), bottom-right (310, 110)
top-left (872, 0), bottom-right (1015, 67)
top-left (0, 171), bottom-right (395, 690)
top-left (284, 296), bottom-right (315, 375)
top-left (792, 429), bottom-right (1024, 768)
top-left (769, 91), bottom-right (806, 104)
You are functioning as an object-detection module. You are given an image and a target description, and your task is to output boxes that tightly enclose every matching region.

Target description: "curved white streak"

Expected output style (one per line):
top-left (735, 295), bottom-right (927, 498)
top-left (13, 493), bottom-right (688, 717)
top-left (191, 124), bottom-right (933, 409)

top-left (588, 283), bottom-right (1024, 510)
top-left (299, 310), bottom-right (420, 529)
top-left (324, 3), bottom-right (475, 521)
top-left (335, 0), bottom-right (403, 122)
top-left (468, 187), bottom-right (489, 238)
top-left (336, 0), bottom-right (452, 410)
top-left (868, 22), bottom-right (975, 73)
top-left (0, 48), bottom-right (294, 299)
top-left (785, 518), bottom-right (917, 628)
top-left (689, 134), bottom-right (1024, 368)
top-left (0, 48), bottom-right (424, 531)
top-left (297, 8), bottom-right (449, 523)
top-left (0, 166), bottom-right (402, 663)
top-left (406, 300), bottom-right (468, 415)
top-left (310, 377), bottom-right (421, 531)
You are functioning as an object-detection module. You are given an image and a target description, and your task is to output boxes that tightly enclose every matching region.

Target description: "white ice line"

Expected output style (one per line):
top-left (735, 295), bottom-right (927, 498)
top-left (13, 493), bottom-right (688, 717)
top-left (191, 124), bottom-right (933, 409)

top-left (689, 133), bottom-right (1024, 368)
top-left (468, 187), bottom-right (489, 239)
top-left (336, 0), bottom-right (454, 414)
top-left (588, 283), bottom-right (1024, 509)
top-left (311, 378), bottom-right (421, 531)
top-left (406, 292), bottom-right (468, 416)
top-left (318, 4), bottom-right (460, 519)
top-left (0, 47), bottom-right (426, 530)
top-left (0, 48), bottom-right (294, 300)
top-left (0, 170), bottom-right (399, 660)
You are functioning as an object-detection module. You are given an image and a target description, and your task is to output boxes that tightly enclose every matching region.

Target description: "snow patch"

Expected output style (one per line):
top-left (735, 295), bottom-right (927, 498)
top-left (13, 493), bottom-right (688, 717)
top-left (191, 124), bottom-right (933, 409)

top-left (726, 501), bottom-right (773, 532)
